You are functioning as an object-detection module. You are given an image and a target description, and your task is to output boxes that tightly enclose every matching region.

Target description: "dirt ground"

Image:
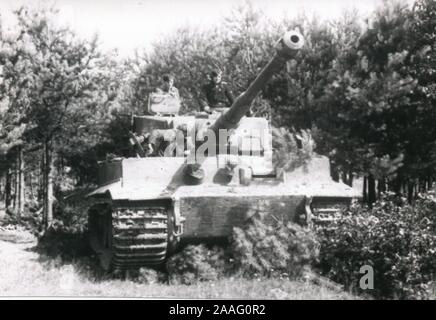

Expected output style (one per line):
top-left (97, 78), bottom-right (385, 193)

top-left (0, 237), bottom-right (357, 299)
top-left (0, 201), bottom-right (356, 299)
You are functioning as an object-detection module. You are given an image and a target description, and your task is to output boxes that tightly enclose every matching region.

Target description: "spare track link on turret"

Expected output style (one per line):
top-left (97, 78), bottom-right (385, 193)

top-left (308, 197), bottom-right (352, 225)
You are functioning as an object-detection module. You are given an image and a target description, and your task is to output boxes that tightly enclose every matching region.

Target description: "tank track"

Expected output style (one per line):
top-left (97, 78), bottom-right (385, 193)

top-left (89, 203), bottom-right (173, 271)
top-left (111, 205), bottom-right (169, 270)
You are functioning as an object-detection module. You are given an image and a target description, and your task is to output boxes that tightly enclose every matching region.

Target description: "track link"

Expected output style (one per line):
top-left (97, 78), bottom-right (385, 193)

top-left (89, 203), bottom-right (171, 271)
top-left (309, 197), bottom-right (352, 225)
top-left (111, 206), bottom-right (169, 270)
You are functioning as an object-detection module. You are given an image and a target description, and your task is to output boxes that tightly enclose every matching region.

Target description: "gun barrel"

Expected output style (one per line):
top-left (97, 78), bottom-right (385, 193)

top-left (210, 30), bottom-right (304, 133)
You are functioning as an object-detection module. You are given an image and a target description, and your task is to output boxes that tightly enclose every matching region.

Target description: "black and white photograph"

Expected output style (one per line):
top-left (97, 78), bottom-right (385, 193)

top-left (0, 0), bottom-right (435, 303)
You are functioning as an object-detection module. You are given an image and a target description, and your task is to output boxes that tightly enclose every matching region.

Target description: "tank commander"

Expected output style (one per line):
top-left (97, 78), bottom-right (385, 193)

top-left (200, 69), bottom-right (234, 113)
top-left (156, 74), bottom-right (180, 100)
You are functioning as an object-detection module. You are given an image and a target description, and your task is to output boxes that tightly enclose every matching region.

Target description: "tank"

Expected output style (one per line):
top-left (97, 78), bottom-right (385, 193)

top-left (87, 30), bottom-right (360, 271)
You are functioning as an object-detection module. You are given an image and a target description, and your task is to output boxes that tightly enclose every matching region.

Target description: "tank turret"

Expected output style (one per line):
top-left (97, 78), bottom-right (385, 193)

top-left (179, 30), bottom-right (304, 183)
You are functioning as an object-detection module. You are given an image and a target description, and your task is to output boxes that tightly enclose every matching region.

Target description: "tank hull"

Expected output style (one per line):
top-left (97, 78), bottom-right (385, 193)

top-left (87, 156), bottom-right (359, 271)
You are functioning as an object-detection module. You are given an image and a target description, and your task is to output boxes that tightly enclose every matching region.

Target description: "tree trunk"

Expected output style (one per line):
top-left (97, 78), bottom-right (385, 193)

top-left (28, 171), bottom-right (35, 200)
top-left (43, 141), bottom-right (54, 230)
top-left (14, 154), bottom-right (19, 211)
top-left (331, 163), bottom-right (339, 182)
top-left (377, 178), bottom-right (386, 198)
top-left (348, 169), bottom-right (353, 187)
top-left (17, 146), bottom-right (24, 222)
top-left (39, 154), bottom-right (45, 203)
top-left (341, 171), bottom-right (347, 185)
top-left (368, 174), bottom-right (376, 207)
top-left (407, 180), bottom-right (414, 204)
top-left (363, 176), bottom-right (367, 204)
top-left (5, 168), bottom-right (11, 209)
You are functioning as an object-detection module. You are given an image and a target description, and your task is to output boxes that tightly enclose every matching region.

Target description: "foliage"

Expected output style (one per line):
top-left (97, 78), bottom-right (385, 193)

top-left (36, 200), bottom-right (91, 261)
top-left (231, 216), bottom-right (319, 279)
top-left (125, 2), bottom-right (278, 114)
top-left (0, 13), bottom-right (36, 154)
top-left (136, 268), bottom-right (165, 284)
top-left (316, 192), bottom-right (436, 299)
top-left (313, 0), bottom-right (436, 197)
top-left (12, 7), bottom-right (121, 185)
top-left (165, 215), bottom-right (319, 285)
top-left (1, 206), bottom-right (42, 233)
top-left (272, 128), bottom-right (315, 173)
top-left (166, 244), bottom-right (229, 285)
top-left (16, 7), bottom-right (116, 148)
top-left (36, 224), bottom-right (90, 262)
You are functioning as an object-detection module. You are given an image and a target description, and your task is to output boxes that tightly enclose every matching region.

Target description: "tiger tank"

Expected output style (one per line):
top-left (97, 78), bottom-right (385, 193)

top-left (87, 30), bottom-right (360, 271)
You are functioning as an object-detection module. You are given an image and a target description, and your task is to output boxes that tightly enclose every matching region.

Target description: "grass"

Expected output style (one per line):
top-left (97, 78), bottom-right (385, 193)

top-left (0, 240), bottom-right (357, 299)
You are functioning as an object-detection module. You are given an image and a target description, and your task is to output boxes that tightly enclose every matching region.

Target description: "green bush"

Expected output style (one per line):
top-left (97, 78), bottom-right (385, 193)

top-left (316, 192), bottom-right (436, 299)
top-left (231, 217), bottom-right (319, 279)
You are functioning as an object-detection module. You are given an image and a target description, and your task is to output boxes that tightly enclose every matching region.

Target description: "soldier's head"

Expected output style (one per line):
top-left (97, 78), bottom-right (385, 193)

top-left (176, 123), bottom-right (188, 136)
top-left (210, 70), bottom-right (222, 84)
top-left (162, 74), bottom-right (174, 91)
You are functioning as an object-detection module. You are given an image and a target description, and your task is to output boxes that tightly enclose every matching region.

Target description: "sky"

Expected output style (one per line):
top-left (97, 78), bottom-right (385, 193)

top-left (0, 0), bottom-right (415, 57)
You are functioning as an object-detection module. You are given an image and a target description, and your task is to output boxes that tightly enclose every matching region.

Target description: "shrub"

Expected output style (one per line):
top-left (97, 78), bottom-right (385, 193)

top-left (53, 199), bottom-right (89, 234)
top-left (231, 216), bottom-right (319, 279)
top-left (37, 224), bottom-right (91, 261)
top-left (37, 202), bottom-right (91, 261)
top-left (3, 202), bottom-right (43, 233)
top-left (165, 216), bottom-right (319, 284)
top-left (136, 268), bottom-right (166, 284)
top-left (316, 192), bottom-right (436, 299)
top-left (166, 245), bottom-right (229, 285)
